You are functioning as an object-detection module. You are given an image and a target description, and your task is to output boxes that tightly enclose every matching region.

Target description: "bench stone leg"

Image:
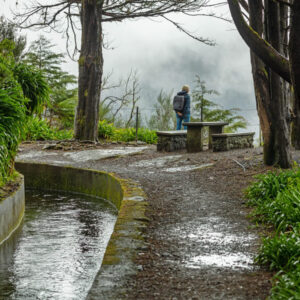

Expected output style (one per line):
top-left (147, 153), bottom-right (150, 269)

top-left (187, 127), bottom-right (204, 152)
top-left (209, 126), bottom-right (224, 149)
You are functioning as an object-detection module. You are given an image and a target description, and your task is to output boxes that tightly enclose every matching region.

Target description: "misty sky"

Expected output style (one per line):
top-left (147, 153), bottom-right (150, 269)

top-left (2, 1), bottom-right (259, 137)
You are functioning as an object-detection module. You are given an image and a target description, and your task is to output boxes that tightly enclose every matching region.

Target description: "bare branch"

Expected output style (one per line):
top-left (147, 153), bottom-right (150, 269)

top-left (162, 15), bottom-right (215, 46)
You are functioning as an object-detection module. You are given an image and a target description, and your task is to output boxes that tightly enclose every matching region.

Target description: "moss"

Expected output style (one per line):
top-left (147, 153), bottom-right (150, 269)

top-left (261, 67), bottom-right (269, 78)
top-left (78, 56), bottom-right (85, 66)
top-left (102, 240), bottom-right (120, 265)
top-left (0, 172), bottom-right (23, 202)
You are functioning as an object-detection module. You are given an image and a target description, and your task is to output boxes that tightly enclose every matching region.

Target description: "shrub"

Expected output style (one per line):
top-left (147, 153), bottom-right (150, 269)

top-left (0, 57), bottom-right (26, 185)
top-left (98, 120), bottom-right (115, 139)
top-left (271, 265), bottom-right (300, 299)
top-left (98, 120), bottom-right (157, 144)
top-left (256, 229), bottom-right (300, 271)
top-left (246, 168), bottom-right (300, 299)
top-left (25, 117), bottom-right (73, 141)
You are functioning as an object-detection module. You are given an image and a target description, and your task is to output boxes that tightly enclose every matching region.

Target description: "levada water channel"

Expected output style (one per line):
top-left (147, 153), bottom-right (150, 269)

top-left (0, 189), bottom-right (118, 299)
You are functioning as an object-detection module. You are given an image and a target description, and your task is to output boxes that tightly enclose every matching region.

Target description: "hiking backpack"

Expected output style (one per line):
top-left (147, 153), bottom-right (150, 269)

top-left (173, 95), bottom-right (185, 112)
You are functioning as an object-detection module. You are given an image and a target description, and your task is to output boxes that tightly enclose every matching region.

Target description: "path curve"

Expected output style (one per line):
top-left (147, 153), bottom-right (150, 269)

top-left (18, 144), bottom-right (272, 299)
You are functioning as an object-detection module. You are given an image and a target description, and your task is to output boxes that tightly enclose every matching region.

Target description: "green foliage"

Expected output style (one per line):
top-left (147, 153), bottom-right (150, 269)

top-left (24, 35), bottom-right (77, 127)
top-left (25, 117), bottom-right (73, 141)
top-left (98, 120), bottom-right (157, 144)
top-left (192, 75), bottom-right (247, 132)
top-left (0, 53), bottom-right (26, 186)
top-left (0, 16), bottom-right (26, 61)
top-left (246, 170), bottom-right (299, 206)
top-left (246, 168), bottom-right (300, 298)
top-left (256, 228), bottom-right (300, 271)
top-left (13, 63), bottom-right (50, 115)
top-left (98, 120), bottom-right (116, 139)
top-left (271, 265), bottom-right (300, 299)
top-left (148, 90), bottom-right (176, 130)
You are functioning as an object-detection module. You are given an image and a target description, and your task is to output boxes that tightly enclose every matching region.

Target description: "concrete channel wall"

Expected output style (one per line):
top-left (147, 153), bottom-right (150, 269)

top-left (15, 161), bottom-right (148, 299)
top-left (0, 174), bottom-right (25, 245)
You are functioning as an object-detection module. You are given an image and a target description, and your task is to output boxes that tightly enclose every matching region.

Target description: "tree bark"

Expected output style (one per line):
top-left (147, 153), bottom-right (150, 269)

top-left (265, 0), bottom-right (291, 168)
top-left (249, 0), bottom-right (274, 165)
top-left (290, 1), bottom-right (300, 149)
top-left (229, 0), bottom-right (292, 168)
top-left (74, 0), bottom-right (104, 141)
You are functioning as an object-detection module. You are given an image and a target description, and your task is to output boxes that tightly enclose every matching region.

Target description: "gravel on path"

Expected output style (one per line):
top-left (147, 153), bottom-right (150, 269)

top-left (18, 142), bottom-right (273, 299)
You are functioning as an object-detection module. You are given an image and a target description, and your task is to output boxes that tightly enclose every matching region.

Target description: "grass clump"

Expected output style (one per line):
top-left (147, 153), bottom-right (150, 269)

top-left (25, 116), bottom-right (73, 141)
top-left (246, 167), bottom-right (300, 299)
top-left (98, 120), bottom-right (157, 144)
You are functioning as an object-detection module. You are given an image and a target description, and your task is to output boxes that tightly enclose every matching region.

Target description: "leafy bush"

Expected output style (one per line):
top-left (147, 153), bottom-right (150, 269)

top-left (25, 117), bottom-right (73, 141)
top-left (0, 55), bottom-right (26, 186)
top-left (246, 168), bottom-right (300, 299)
top-left (246, 169), bottom-right (300, 206)
top-left (256, 228), bottom-right (300, 271)
top-left (98, 120), bottom-right (116, 139)
top-left (271, 265), bottom-right (300, 299)
top-left (98, 120), bottom-right (157, 144)
top-left (13, 63), bottom-right (49, 114)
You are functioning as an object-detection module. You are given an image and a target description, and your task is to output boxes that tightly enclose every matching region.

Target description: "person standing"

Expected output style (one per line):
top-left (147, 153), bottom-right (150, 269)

top-left (175, 85), bottom-right (191, 130)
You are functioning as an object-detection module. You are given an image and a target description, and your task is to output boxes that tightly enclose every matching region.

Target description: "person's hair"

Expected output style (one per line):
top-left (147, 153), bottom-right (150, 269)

top-left (182, 85), bottom-right (190, 93)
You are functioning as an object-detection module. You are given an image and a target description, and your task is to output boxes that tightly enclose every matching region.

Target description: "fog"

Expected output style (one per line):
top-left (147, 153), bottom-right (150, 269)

top-left (2, 1), bottom-right (259, 137)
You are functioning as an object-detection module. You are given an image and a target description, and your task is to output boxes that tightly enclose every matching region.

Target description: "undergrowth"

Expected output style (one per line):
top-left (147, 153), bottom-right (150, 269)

top-left (25, 117), bottom-right (73, 141)
top-left (98, 120), bottom-right (157, 144)
top-left (246, 167), bottom-right (300, 299)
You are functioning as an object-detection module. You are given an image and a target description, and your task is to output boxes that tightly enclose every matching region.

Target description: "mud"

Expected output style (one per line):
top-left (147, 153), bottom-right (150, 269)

top-left (17, 142), bottom-right (275, 299)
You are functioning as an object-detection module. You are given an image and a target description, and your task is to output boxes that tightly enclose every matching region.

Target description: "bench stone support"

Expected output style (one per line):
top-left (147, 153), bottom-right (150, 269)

top-left (208, 125), bottom-right (226, 149)
top-left (156, 130), bottom-right (187, 152)
top-left (186, 126), bottom-right (204, 152)
top-left (183, 122), bottom-right (228, 153)
top-left (212, 132), bottom-right (255, 152)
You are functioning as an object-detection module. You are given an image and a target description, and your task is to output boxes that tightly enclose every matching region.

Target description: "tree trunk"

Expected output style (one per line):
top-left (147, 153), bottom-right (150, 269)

top-left (74, 0), bottom-right (104, 141)
top-left (229, 0), bottom-right (292, 167)
top-left (290, 1), bottom-right (300, 149)
top-left (266, 0), bottom-right (292, 168)
top-left (249, 0), bottom-right (274, 165)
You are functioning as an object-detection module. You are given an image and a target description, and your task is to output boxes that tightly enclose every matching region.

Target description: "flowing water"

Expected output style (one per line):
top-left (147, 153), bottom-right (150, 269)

top-left (0, 190), bottom-right (118, 300)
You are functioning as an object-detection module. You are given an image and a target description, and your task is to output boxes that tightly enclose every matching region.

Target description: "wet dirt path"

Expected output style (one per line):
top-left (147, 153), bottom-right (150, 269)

top-left (18, 144), bottom-right (272, 299)
top-left (79, 148), bottom-right (272, 299)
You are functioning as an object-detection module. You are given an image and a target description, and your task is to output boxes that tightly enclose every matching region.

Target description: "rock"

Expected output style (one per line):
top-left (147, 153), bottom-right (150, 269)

top-left (137, 265), bottom-right (144, 271)
top-left (42, 143), bottom-right (57, 150)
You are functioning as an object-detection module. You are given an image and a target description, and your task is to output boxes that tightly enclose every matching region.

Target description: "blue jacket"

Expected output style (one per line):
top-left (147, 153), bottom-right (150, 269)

top-left (177, 91), bottom-right (191, 116)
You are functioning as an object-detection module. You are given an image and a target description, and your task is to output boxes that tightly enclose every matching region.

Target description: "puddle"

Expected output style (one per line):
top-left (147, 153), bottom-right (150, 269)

top-left (170, 217), bottom-right (257, 271)
top-left (130, 155), bottom-right (182, 168)
top-left (64, 147), bottom-right (148, 162)
top-left (186, 253), bottom-right (254, 270)
top-left (165, 163), bottom-right (214, 173)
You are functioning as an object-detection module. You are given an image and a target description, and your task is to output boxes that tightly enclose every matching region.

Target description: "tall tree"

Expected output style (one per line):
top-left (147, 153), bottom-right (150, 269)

top-left (227, 0), bottom-right (299, 168)
top-left (192, 75), bottom-right (219, 122)
top-left (24, 36), bottom-right (77, 126)
top-left (0, 16), bottom-right (26, 61)
top-left (14, 0), bottom-right (217, 141)
top-left (192, 76), bottom-right (247, 132)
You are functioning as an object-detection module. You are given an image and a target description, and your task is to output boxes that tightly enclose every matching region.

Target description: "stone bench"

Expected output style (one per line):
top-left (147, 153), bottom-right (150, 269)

top-left (211, 132), bottom-right (255, 152)
top-left (156, 130), bottom-right (187, 152)
top-left (182, 122), bottom-right (229, 152)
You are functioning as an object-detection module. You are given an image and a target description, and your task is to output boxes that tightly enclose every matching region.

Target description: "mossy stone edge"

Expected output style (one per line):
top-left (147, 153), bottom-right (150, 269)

top-left (0, 173), bottom-right (25, 245)
top-left (15, 161), bottom-right (148, 299)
